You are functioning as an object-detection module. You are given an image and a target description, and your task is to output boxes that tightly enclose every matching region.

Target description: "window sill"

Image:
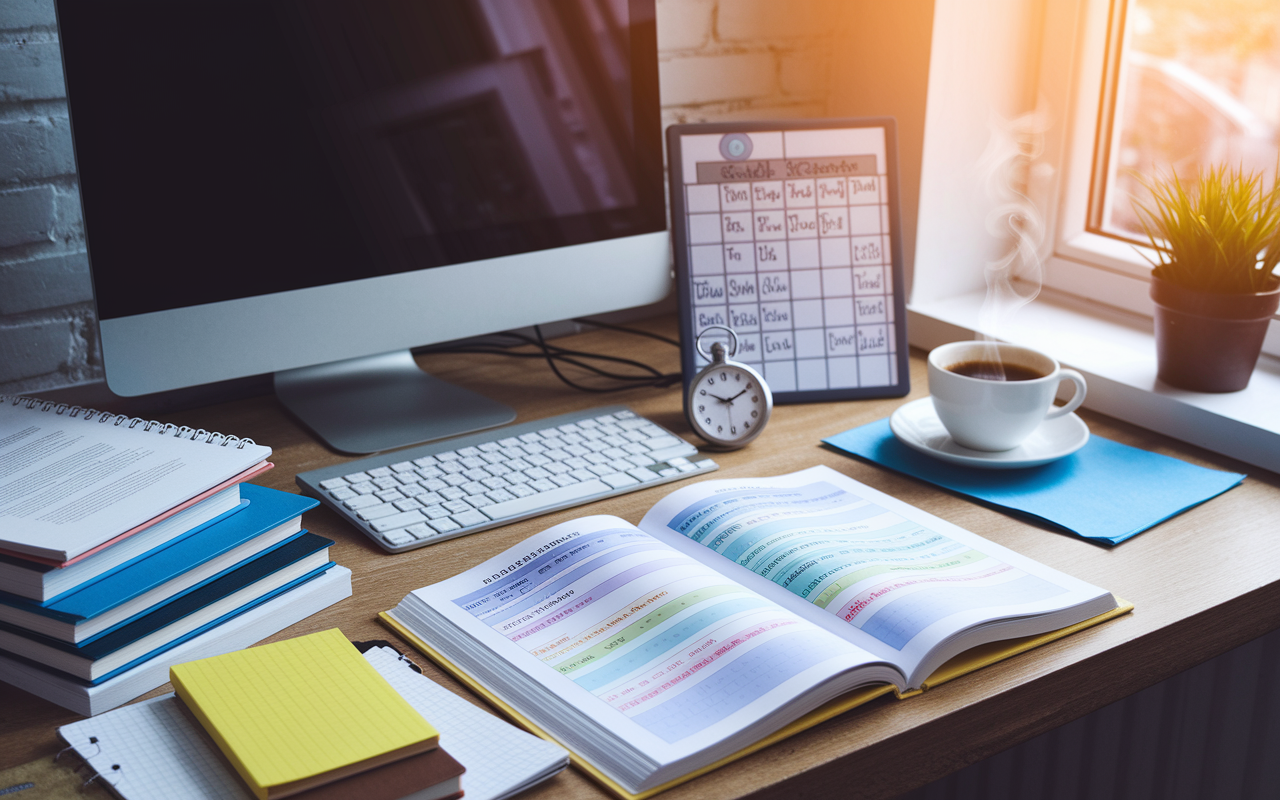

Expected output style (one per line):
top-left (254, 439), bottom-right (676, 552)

top-left (907, 290), bottom-right (1280, 475)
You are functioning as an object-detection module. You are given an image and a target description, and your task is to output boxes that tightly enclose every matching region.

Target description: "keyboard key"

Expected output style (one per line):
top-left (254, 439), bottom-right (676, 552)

top-left (371, 510), bottom-right (426, 532)
top-left (466, 494), bottom-right (494, 508)
top-left (529, 479), bottom-right (557, 492)
top-left (412, 455), bottom-right (439, 467)
top-left (342, 471), bottom-right (371, 483)
top-left (368, 467), bottom-right (393, 478)
top-left (550, 474), bottom-right (579, 487)
top-left (343, 495), bottom-right (382, 510)
top-left (457, 446), bottom-right (481, 457)
top-left (442, 499), bottom-right (471, 514)
top-left (357, 503), bottom-right (399, 521)
top-left (394, 498), bottom-right (424, 511)
top-left (509, 483), bottom-right (536, 498)
top-left (350, 481), bottom-right (377, 495)
top-left (423, 504), bottom-right (450, 519)
top-left (487, 488), bottom-right (516, 502)
top-left (329, 487), bottom-right (356, 501)
top-left (319, 477), bottom-right (349, 490)
top-left (405, 523), bottom-right (433, 539)
top-left (601, 472), bottom-right (638, 489)
top-left (642, 435), bottom-right (682, 451)
top-left (428, 517), bottom-right (461, 534)
top-left (452, 509), bottom-right (489, 527)
top-left (390, 461), bottom-right (416, 473)
top-left (627, 467), bottom-right (661, 482)
top-left (382, 530), bottom-right (415, 546)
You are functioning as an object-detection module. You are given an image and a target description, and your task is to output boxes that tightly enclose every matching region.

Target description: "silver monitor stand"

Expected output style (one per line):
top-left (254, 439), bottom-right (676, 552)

top-left (274, 350), bottom-right (515, 455)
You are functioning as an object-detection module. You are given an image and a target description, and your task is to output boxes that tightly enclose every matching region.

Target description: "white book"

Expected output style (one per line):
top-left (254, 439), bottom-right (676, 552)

top-left (0, 397), bottom-right (272, 563)
top-left (0, 565), bottom-right (351, 716)
top-left (386, 467), bottom-right (1122, 796)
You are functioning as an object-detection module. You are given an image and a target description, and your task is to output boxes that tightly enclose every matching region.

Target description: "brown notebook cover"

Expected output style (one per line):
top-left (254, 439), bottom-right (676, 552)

top-left (289, 746), bottom-right (465, 800)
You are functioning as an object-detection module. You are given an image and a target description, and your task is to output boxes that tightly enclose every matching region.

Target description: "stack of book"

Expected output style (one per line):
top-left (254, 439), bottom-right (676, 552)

top-left (171, 629), bottom-right (465, 800)
top-left (0, 396), bottom-right (352, 715)
top-left (56, 635), bottom-right (569, 800)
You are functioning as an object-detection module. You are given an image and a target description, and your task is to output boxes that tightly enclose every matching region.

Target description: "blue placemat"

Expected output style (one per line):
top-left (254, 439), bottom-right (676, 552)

top-left (823, 418), bottom-right (1245, 545)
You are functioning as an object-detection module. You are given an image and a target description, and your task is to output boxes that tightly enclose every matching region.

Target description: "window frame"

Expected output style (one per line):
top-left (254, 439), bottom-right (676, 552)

top-left (1034, 0), bottom-right (1280, 353)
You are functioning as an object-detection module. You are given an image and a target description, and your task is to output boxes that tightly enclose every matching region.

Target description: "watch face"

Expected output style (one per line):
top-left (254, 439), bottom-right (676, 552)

top-left (688, 363), bottom-right (771, 447)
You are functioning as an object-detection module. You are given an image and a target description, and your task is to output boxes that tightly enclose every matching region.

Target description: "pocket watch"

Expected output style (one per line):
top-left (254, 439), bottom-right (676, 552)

top-left (685, 326), bottom-right (773, 450)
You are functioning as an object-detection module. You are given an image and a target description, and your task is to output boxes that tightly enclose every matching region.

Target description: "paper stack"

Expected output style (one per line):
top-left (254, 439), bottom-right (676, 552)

top-left (0, 397), bottom-right (351, 715)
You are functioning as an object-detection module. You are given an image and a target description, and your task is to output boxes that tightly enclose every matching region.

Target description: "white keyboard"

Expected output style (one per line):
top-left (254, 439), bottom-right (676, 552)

top-left (296, 406), bottom-right (718, 553)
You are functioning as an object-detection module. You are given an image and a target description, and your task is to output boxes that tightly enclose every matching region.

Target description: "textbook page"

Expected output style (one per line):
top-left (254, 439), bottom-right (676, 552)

top-left (640, 466), bottom-right (1116, 688)
top-left (0, 402), bottom-right (271, 561)
top-left (406, 517), bottom-right (894, 783)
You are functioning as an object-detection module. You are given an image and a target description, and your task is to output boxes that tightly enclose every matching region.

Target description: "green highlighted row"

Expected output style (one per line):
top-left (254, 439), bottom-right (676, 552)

top-left (554, 584), bottom-right (742, 675)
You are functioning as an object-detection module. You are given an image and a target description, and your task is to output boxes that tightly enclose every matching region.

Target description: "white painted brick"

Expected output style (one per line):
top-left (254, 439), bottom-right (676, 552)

top-left (0, 251), bottom-right (92, 314)
top-left (779, 51), bottom-right (826, 99)
top-left (655, 0), bottom-right (714, 51)
top-left (52, 184), bottom-right (82, 240)
top-left (0, 185), bottom-right (55, 248)
top-left (0, 40), bottom-right (66, 102)
top-left (0, 114), bottom-right (75, 183)
top-left (659, 51), bottom-right (777, 106)
top-left (0, 0), bottom-right (56, 30)
top-left (717, 0), bottom-right (828, 42)
top-left (0, 318), bottom-right (72, 383)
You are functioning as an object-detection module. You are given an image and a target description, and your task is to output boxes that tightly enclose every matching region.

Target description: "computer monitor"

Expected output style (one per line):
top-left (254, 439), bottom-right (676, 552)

top-left (57, 0), bottom-right (668, 454)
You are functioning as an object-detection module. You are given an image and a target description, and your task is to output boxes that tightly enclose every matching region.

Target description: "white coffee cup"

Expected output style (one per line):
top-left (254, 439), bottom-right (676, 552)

top-left (927, 341), bottom-right (1087, 451)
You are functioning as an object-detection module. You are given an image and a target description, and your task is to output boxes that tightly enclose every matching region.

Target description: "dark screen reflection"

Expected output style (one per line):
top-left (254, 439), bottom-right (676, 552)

top-left (58, 0), bottom-right (662, 319)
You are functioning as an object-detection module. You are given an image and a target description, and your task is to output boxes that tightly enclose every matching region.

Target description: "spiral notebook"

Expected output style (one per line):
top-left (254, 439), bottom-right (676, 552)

top-left (0, 396), bottom-right (273, 565)
top-left (58, 645), bottom-right (568, 800)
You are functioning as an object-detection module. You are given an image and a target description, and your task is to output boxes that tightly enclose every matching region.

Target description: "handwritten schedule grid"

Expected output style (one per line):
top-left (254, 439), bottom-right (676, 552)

top-left (679, 128), bottom-right (898, 393)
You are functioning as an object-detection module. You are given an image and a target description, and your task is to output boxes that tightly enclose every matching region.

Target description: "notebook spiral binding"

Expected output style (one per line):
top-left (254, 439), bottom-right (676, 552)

top-left (2, 395), bottom-right (257, 449)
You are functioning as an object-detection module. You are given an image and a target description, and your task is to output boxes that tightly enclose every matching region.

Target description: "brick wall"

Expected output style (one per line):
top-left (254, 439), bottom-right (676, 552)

top-left (0, 0), bottom-right (915, 396)
top-left (0, 0), bottom-right (97, 394)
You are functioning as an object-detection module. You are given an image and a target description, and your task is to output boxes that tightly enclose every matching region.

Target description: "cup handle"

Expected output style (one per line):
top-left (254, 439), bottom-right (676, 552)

top-left (1045, 368), bottom-right (1087, 419)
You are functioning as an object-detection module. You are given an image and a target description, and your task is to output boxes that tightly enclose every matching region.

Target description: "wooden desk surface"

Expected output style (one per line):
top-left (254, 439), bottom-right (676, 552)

top-left (4, 316), bottom-right (1279, 800)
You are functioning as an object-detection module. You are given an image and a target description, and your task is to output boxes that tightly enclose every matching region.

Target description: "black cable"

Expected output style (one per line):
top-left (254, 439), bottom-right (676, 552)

top-left (422, 321), bottom-right (682, 393)
top-left (571, 317), bottom-right (681, 347)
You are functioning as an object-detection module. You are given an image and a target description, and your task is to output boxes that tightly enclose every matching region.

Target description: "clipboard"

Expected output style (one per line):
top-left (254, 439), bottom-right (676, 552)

top-left (666, 119), bottom-right (910, 403)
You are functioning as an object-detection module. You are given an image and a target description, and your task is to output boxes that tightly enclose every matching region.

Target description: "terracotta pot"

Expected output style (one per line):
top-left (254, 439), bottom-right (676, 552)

top-left (1150, 276), bottom-right (1280, 392)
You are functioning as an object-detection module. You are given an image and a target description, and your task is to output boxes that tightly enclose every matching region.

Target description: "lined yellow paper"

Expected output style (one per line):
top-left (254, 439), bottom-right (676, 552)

top-left (171, 629), bottom-right (437, 800)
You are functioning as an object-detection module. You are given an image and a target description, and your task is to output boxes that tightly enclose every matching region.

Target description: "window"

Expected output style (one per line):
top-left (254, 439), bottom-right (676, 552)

top-left (1039, 0), bottom-right (1280, 353)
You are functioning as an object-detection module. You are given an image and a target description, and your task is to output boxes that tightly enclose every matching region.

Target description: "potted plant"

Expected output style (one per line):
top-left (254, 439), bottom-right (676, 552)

top-left (1133, 164), bottom-right (1280, 392)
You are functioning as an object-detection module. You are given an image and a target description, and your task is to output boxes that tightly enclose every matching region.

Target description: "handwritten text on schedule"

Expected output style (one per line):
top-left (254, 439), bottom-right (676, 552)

top-left (682, 136), bottom-right (897, 393)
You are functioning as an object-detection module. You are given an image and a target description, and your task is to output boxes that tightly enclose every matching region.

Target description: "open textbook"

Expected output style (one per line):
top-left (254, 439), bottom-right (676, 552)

top-left (383, 466), bottom-right (1127, 798)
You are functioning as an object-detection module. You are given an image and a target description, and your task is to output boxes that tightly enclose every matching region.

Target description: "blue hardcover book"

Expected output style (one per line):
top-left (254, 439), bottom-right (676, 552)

top-left (0, 485), bottom-right (318, 642)
top-left (0, 486), bottom-right (249, 602)
top-left (0, 531), bottom-right (335, 683)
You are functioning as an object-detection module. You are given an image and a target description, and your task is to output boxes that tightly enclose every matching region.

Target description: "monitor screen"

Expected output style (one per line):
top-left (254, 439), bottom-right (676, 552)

top-left (58, 0), bottom-right (668, 451)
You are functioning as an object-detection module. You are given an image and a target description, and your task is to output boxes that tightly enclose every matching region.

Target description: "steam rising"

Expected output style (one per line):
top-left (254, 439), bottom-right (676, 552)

top-left (974, 103), bottom-right (1053, 359)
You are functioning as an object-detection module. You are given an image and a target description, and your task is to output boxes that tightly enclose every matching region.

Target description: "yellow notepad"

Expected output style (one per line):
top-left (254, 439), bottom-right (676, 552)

top-left (170, 628), bottom-right (439, 800)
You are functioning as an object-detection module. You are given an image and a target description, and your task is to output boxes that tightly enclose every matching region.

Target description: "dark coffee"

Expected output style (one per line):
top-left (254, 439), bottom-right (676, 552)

top-left (947, 360), bottom-right (1046, 381)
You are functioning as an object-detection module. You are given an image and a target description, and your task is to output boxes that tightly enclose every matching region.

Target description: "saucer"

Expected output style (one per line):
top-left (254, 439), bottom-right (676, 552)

top-left (889, 398), bottom-right (1089, 469)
